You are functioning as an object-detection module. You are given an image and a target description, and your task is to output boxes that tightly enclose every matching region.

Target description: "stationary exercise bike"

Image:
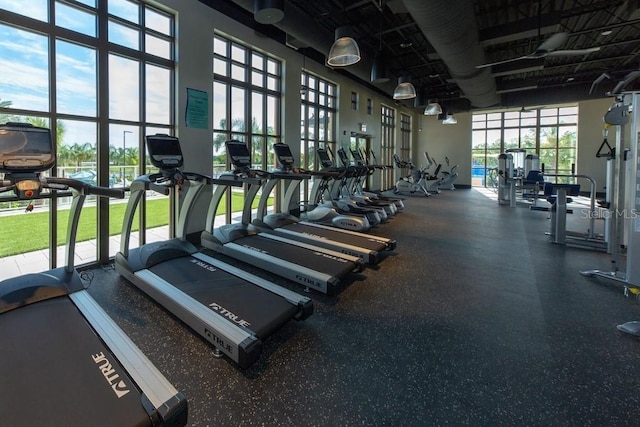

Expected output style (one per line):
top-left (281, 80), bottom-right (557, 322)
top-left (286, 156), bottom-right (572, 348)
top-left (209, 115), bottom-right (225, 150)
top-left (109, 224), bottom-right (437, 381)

top-left (392, 154), bottom-right (430, 196)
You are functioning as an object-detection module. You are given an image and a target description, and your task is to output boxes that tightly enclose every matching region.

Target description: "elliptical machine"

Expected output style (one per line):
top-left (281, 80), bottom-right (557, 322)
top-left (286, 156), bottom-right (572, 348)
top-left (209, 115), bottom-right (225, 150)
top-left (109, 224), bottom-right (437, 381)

top-left (392, 154), bottom-right (430, 196)
top-left (426, 152), bottom-right (458, 190)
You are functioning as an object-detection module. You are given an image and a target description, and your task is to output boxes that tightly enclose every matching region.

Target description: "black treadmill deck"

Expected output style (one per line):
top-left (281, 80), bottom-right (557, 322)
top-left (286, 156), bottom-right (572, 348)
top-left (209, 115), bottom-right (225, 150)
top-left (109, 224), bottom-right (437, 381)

top-left (0, 297), bottom-right (152, 426)
top-left (148, 255), bottom-right (298, 338)
top-left (283, 222), bottom-right (388, 252)
top-left (233, 234), bottom-right (357, 279)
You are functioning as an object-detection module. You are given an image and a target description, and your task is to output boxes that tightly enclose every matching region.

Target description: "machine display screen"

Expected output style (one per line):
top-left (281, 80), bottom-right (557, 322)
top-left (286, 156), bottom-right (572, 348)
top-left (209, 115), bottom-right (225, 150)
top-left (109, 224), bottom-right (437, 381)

top-left (317, 149), bottom-right (333, 168)
top-left (273, 143), bottom-right (294, 165)
top-left (226, 141), bottom-right (251, 167)
top-left (0, 124), bottom-right (55, 173)
top-left (146, 134), bottom-right (183, 168)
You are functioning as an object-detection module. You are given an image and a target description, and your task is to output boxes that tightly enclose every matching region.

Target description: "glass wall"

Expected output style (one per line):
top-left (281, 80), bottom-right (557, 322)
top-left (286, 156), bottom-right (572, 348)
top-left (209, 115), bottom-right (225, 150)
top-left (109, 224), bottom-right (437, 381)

top-left (472, 106), bottom-right (578, 187)
top-left (300, 71), bottom-right (337, 198)
top-left (212, 33), bottom-right (282, 223)
top-left (380, 105), bottom-right (396, 190)
top-left (0, 0), bottom-right (175, 279)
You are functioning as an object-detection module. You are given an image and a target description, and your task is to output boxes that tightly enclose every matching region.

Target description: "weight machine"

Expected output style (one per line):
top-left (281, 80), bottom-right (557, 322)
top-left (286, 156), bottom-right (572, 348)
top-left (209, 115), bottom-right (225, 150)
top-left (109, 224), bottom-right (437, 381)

top-left (580, 85), bottom-right (640, 335)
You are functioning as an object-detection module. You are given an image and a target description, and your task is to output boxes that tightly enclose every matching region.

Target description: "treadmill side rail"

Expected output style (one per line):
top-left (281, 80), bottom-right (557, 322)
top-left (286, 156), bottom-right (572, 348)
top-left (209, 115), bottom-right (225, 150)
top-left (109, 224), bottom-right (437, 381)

top-left (70, 291), bottom-right (188, 426)
top-left (131, 269), bottom-right (262, 368)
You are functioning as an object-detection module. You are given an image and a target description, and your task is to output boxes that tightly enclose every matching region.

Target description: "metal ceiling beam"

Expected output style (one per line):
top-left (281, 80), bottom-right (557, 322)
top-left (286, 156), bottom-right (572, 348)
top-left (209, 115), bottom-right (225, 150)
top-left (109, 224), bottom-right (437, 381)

top-left (489, 59), bottom-right (546, 77)
top-left (478, 14), bottom-right (561, 46)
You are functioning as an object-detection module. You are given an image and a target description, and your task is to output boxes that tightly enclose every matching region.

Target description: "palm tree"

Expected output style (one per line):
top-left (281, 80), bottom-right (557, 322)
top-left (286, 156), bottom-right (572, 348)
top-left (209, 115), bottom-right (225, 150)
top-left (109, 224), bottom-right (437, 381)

top-left (0, 98), bottom-right (17, 123)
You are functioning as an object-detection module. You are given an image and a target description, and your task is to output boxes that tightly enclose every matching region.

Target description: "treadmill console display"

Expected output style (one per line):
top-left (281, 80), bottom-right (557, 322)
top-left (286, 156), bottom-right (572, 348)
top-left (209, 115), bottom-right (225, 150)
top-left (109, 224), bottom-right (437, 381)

top-left (317, 149), bottom-right (333, 168)
top-left (146, 134), bottom-right (183, 169)
top-left (351, 149), bottom-right (364, 164)
top-left (226, 140), bottom-right (251, 168)
top-left (337, 148), bottom-right (350, 166)
top-left (273, 143), bottom-right (294, 167)
top-left (0, 123), bottom-right (54, 173)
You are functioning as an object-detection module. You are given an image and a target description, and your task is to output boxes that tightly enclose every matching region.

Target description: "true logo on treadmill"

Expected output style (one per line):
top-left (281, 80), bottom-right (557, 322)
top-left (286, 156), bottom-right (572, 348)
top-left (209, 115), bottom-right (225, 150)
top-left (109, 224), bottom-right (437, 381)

top-left (295, 274), bottom-right (321, 289)
top-left (204, 328), bottom-right (233, 354)
top-left (241, 244), bottom-right (268, 254)
top-left (209, 302), bottom-right (251, 328)
top-left (92, 352), bottom-right (131, 398)
top-left (336, 220), bottom-right (359, 229)
top-left (313, 251), bottom-right (348, 263)
top-left (190, 258), bottom-right (217, 272)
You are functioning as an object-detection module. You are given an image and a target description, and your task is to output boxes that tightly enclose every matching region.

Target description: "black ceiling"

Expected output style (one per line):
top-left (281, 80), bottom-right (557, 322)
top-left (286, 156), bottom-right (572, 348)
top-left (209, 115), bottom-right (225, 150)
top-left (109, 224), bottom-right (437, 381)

top-left (202, 0), bottom-right (640, 112)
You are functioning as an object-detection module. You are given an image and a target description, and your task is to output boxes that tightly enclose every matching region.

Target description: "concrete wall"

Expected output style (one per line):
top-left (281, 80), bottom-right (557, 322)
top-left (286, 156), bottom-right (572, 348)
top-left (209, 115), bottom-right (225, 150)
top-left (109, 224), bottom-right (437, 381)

top-left (575, 98), bottom-right (618, 195)
top-left (418, 112), bottom-right (473, 187)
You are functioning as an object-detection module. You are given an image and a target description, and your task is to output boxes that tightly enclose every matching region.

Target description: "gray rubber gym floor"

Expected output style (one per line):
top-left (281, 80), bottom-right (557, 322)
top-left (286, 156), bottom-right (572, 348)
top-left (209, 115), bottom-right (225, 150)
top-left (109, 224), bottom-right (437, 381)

top-left (85, 188), bottom-right (640, 426)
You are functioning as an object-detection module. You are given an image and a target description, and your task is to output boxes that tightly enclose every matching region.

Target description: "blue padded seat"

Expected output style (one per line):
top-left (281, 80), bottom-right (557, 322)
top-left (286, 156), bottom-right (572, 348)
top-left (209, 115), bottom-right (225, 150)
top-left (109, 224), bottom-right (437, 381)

top-left (543, 182), bottom-right (581, 205)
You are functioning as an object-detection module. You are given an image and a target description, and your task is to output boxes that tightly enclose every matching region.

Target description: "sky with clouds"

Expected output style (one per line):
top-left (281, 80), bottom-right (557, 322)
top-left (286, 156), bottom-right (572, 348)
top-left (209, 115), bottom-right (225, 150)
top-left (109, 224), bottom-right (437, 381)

top-left (0, 0), bottom-right (171, 150)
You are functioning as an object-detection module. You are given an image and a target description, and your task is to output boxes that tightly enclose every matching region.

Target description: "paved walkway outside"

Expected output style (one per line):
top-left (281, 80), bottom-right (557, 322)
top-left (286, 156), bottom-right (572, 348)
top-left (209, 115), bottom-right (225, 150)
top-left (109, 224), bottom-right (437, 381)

top-left (0, 209), bottom-right (247, 281)
top-left (0, 225), bottom-right (170, 281)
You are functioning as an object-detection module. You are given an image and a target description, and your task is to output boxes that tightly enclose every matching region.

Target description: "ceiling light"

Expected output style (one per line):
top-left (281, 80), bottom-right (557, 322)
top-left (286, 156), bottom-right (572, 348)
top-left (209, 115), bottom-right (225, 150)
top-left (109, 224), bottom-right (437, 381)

top-left (400, 39), bottom-right (413, 48)
top-left (601, 30), bottom-right (613, 36)
top-left (566, 77), bottom-right (575, 82)
top-left (442, 114), bottom-right (458, 125)
top-left (327, 26), bottom-right (361, 67)
top-left (393, 76), bottom-right (416, 100)
top-left (254, 0), bottom-right (284, 25)
top-left (424, 99), bottom-right (443, 115)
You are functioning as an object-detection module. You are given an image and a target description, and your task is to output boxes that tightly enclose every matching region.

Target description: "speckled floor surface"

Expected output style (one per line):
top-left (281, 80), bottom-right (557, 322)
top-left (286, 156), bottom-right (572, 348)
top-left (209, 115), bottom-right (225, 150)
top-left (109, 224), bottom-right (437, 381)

top-left (84, 188), bottom-right (640, 426)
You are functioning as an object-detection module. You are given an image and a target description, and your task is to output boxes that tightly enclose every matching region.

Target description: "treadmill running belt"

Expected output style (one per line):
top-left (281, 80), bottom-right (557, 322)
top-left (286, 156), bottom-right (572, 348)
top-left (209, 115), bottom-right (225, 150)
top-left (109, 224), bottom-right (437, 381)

top-left (283, 222), bottom-right (387, 251)
top-left (0, 297), bottom-right (151, 427)
top-left (148, 256), bottom-right (298, 338)
top-left (234, 235), bottom-right (356, 278)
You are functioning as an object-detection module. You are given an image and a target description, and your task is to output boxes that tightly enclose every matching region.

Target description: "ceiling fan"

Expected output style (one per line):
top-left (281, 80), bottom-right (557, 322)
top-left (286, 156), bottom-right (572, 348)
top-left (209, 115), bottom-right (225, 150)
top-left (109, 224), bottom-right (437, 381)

top-left (476, 32), bottom-right (600, 69)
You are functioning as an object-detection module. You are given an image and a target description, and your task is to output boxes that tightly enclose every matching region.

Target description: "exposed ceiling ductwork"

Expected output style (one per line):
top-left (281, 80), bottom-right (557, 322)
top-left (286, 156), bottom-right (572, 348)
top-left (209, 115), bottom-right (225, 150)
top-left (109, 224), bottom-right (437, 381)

top-left (208, 0), bottom-right (640, 112)
top-left (399, 0), bottom-right (499, 108)
top-left (230, 0), bottom-right (499, 109)
top-left (228, 0), bottom-right (397, 95)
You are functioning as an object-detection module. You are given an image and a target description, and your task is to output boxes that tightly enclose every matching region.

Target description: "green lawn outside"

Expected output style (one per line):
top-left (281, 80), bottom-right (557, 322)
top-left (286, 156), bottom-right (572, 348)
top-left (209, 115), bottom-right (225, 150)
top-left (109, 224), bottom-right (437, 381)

top-left (0, 193), bottom-right (272, 257)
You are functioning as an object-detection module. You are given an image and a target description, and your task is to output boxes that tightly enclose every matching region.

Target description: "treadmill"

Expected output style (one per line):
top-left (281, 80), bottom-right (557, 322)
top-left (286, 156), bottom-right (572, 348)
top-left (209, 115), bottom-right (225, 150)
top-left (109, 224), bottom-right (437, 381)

top-left (0, 123), bottom-right (187, 426)
top-left (115, 134), bottom-right (312, 369)
top-left (250, 142), bottom-right (396, 265)
top-left (200, 140), bottom-right (364, 295)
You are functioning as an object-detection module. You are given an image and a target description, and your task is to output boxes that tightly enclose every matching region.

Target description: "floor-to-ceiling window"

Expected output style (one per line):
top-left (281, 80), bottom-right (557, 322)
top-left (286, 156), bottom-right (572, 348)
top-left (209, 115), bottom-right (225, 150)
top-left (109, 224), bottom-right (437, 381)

top-left (300, 71), bottom-right (336, 199)
top-left (0, 0), bottom-right (174, 279)
top-left (380, 105), bottom-right (396, 190)
top-left (399, 113), bottom-right (411, 163)
top-left (212, 33), bottom-right (282, 222)
top-left (472, 106), bottom-right (577, 187)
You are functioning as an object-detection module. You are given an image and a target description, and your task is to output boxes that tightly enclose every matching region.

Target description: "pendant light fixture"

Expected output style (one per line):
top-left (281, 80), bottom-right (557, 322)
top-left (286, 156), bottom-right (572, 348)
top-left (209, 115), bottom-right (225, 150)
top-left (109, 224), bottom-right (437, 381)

top-left (424, 99), bottom-right (443, 115)
top-left (393, 76), bottom-right (416, 100)
top-left (327, 26), bottom-right (361, 67)
top-left (442, 114), bottom-right (458, 124)
top-left (254, 0), bottom-right (284, 25)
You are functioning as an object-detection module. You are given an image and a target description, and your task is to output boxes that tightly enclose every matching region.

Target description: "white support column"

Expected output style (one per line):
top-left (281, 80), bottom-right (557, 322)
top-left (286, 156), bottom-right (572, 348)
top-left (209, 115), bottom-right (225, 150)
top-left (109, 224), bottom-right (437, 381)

top-left (624, 93), bottom-right (640, 285)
